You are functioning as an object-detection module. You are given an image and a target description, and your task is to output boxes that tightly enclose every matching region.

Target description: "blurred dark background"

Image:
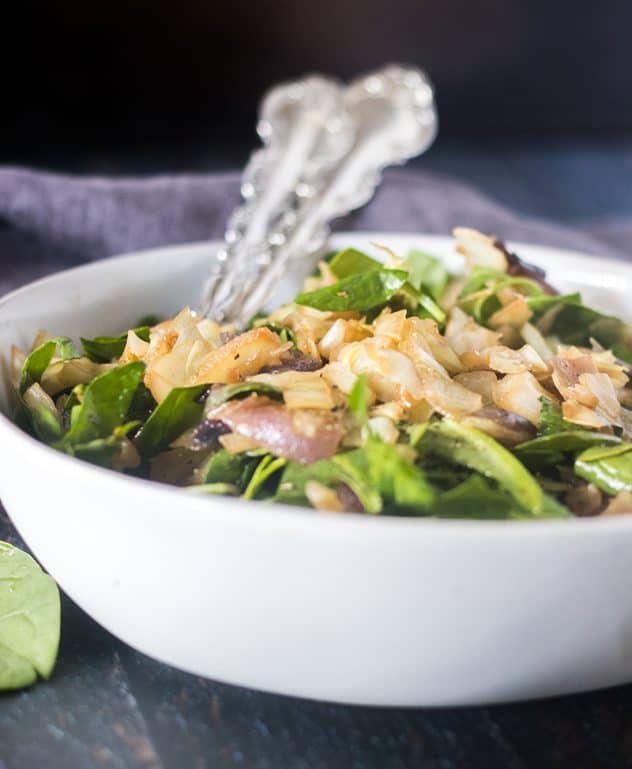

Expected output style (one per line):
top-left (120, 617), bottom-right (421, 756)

top-left (2, 0), bottom-right (631, 218)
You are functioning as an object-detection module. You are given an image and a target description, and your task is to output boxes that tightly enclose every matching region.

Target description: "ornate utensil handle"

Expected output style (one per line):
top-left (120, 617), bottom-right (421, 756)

top-left (201, 65), bottom-right (437, 324)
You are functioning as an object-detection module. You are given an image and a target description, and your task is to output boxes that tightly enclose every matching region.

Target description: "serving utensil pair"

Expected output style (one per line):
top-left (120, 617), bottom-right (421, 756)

top-left (201, 65), bottom-right (437, 326)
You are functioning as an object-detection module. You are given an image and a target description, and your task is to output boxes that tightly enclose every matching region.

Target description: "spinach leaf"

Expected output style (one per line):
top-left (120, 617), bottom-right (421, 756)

top-left (406, 250), bottom-right (448, 300)
top-left (458, 267), bottom-right (505, 297)
top-left (243, 455), bottom-right (287, 500)
top-left (328, 248), bottom-right (382, 278)
top-left (136, 314), bottom-right (162, 327)
top-left (81, 326), bottom-right (151, 363)
top-left (433, 475), bottom-right (570, 520)
top-left (434, 475), bottom-right (526, 519)
top-left (275, 442), bottom-right (433, 514)
top-left (295, 269), bottom-right (409, 312)
top-left (347, 374), bottom-right (370, 427)
top-left (362, 439), bottom-right (434, 511)
top-left (57, 337), bottom-right (81, 360)
top-left (541, 493), bottom-right (572, 518)
top-left (64, 361), bottom-right (145, 444)
top-left (460, 269), bottom-right (544, 300)
top-left (574, 444), bottom-right (632, 495)
top-left (207, 382), bottom-right (283, 408)
top-left (126, 382), bottom-right (157, 424)
top-left (516, 431), bottom-right (620, 465)
top-left (245, 311), bottom-right (268, 329)
top-left (188, 483), bottom-right (239, 496)
top-left (202, 449), bottom-right (262, 491)
top-left (0, 542), bottom-right (60, 691)
top-left (612, 343), bottom-right (632, 364)
top-left (417, 420), bottom-right (544, 514)
top-left (135, 385), bottom-right (208, 457)
top-left (414, 292), bottom-right (446, 324)
top-left (527, 293), bottom-right (631, 350)
top-left (248, 315), bottom-right (297, 346)
top-left (20, 337), bottom-right (79, 393)
top-left (21, 384), bottom-right (63, 443)
top-left (275, 452), bottom-right (382, 513)
top-left (67, 422), bottom-right (141, 467)
top-left (537, 399), bottom-right (580, 436)
top-left (458, 270), bottom-right (544, 322)
top-left (384, 281), bottom-right (445, 324)
top-left (18, 337), bottom-right (81, 440)
top-left (261, 325), bottom-right (297, 346)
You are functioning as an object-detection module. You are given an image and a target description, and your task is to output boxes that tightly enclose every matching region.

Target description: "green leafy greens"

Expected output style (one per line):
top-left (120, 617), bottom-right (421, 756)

top-left (81, 326), bottom-right (151, 363)
top-left (63, 361), bottom-right (146, 445)
top-left (328, 248), bottom-right (382, 278)
top-left (295, 269), bottom-right (409, 312)
top-left (527, 293), bottom-right (632, 352)
top-left (406, 249), bottom-right (449, 300)
top-left (206, 382), bottom-right (283, 408)
top-left (574, 444), bottom-right (632, 495)
top-left (135, 384), bottom-right (208, 457)
top-left (12, 234), bottom-right (631, 521)
top-left (20, 337), bottom-right (79, 393)
top-left (0, 542), bottom-right (60, 691)
top-left (416, 420), bottom-right (548, 515)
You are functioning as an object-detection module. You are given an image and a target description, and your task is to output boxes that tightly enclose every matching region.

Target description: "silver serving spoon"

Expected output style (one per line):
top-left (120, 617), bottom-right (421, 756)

top-left (201, 65), bottom-right (437, 326)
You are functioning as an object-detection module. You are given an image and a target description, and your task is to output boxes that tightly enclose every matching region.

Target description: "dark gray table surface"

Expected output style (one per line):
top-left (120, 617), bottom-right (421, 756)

top-left (2, 140), bottom-right (632, 769)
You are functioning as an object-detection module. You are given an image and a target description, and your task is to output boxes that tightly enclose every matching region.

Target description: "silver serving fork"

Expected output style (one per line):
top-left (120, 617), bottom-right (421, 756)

top-left (201, 65), bottom-right (437, 326)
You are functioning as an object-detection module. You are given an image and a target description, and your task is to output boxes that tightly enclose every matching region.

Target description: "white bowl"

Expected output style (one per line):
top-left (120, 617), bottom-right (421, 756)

top-left (1, 233), bottom-right (631, 707)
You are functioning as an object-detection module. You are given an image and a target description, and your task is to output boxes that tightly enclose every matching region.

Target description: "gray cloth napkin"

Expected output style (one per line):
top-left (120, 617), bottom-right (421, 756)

top-left (0, 167), bottom-right (629, 296)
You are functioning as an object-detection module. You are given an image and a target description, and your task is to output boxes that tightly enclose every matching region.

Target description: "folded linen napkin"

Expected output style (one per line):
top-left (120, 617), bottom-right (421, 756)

top-left (0, 167), bottom-right (629, 299)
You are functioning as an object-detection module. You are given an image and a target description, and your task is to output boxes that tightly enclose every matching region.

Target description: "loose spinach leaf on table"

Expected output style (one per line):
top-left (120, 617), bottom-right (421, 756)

top-left (135, 384), bottom-right (209, 457)
top-left (574, 444), bottom-right (632, 495)
top-left (416, 419), bottom-right (544, 514)
top-left (20, 336), bottom-right (80, 393)
top-left (63, 361), bottom-right (145, 445)
top-left (0, 542), bottom-right (60, 691)
top-left (295, 269), bottom-right (409, 312)
top-left (81, 326), bottom-right (151, 363)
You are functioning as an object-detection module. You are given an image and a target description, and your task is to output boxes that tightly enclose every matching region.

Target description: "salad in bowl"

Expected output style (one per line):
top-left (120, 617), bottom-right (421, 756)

top-left (11, 228), bottom-right (632, 520)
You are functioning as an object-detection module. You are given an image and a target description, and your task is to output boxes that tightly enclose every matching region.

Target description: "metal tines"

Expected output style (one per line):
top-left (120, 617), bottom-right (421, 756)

top-left (200, 64), bottom-right (438, 326)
